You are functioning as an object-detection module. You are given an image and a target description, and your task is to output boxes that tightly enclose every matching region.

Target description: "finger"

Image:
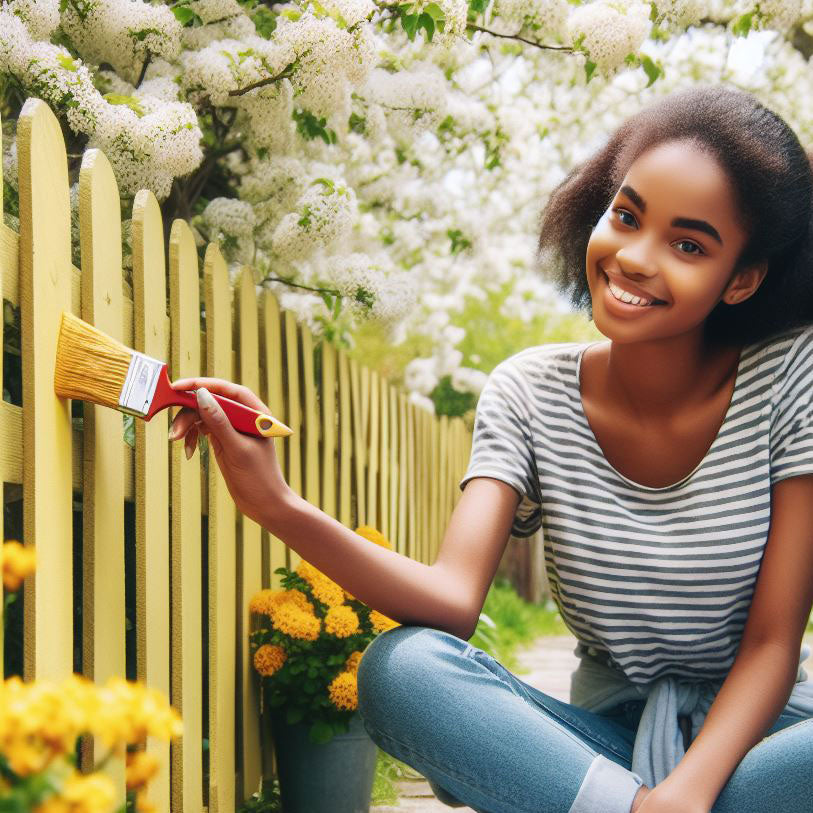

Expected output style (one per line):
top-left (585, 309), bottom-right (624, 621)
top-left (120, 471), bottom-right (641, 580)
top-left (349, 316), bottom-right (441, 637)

top-left (169, 377), bottom-right (269, 413)
top-left (195, 387), bottom-right (240, 441)
top-left (184, 426), bottom-right (198, 459)
top-left (168, 408), bottom-right (200, 440)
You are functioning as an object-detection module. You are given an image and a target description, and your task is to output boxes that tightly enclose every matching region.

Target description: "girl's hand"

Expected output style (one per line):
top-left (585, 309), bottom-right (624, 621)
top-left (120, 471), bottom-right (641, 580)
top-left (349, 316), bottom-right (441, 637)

top-left (634, 783), bottom-right (709, 813)
top-left (167, 377), bottom-right (295, 529)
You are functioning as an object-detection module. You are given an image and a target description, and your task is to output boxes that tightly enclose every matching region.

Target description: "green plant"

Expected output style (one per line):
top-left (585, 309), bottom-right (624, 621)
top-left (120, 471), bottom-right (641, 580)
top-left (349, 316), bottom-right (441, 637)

top-left (249, 526), bottom-right (400, 745)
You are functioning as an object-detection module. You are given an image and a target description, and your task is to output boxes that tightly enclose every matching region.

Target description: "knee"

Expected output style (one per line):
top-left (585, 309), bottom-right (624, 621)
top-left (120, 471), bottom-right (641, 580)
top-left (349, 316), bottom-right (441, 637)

top-left (357, 625), bottom-right (465, 728)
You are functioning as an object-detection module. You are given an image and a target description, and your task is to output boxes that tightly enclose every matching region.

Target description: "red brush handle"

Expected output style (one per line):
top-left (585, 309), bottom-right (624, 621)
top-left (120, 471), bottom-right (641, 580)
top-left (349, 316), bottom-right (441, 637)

top-left (145, 366), bottom-right (292, 438)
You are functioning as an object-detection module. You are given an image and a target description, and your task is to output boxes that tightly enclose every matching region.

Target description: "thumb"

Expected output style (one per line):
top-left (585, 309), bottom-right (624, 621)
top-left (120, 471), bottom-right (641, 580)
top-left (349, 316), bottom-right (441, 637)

top-left (195, 387), bottom-right (235, 443)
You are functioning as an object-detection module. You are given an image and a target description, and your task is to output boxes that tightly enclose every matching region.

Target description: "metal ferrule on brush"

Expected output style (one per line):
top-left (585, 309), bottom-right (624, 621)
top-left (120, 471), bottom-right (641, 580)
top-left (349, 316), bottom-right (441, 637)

top-left (118, 351), bottom-right (164, 417)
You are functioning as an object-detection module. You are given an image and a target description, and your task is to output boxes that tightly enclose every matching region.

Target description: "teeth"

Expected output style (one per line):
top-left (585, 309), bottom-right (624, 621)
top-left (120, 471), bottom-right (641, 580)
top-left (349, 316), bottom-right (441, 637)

top-left (607, 277), bottom-right (654, 306)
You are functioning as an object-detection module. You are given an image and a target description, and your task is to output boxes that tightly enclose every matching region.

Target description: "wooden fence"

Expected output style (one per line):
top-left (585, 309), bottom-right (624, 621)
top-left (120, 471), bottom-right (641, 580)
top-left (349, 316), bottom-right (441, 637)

top-left (0, 97), bottom-right (472, 811)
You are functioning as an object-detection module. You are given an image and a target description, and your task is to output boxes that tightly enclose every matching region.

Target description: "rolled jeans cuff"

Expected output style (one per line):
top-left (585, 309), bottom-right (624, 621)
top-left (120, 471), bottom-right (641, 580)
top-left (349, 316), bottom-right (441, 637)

top-left (567, 753), bottom-right (643, 813)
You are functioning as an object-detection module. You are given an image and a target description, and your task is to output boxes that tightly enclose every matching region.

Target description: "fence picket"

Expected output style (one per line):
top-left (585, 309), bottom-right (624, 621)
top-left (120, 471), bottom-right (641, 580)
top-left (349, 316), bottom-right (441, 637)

top-left (236, 267), bottom-right (263, 801)
top-left (283, 311), bottom-right (302, 571)
top-left (302, 326), bottom-right (320, 515)
top-left (397, 394), bottom-right (408, 556)
top-left (77, 148), bottom-right (127, 799)
top-left (337, 350), bottom-right (352, 528)
top-left (321, 340), bottom-right (337, 519)
top-left (17, 98), bottom-right (74, 680)
top-left (204, 245), bottom-right (237, 812)
top-left (349, 357), bottom-right (365, 527)
top-left (131, 188), bottom-right (171, 811)
top-left (260, 290), bottom-right (287, 588)
top-left (367, 371), bottom-right (379, 530)
top-left (168, 219), bottom-right (204, 813)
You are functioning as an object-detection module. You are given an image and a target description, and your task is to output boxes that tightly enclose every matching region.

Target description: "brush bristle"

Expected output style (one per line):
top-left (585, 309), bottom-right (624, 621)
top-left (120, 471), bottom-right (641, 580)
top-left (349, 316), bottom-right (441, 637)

top-left (54, 312), bottom-right (135, 408)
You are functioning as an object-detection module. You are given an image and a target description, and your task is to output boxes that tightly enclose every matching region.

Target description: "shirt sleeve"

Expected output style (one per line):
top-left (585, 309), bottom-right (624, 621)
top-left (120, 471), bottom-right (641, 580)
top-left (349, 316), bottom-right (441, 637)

top-left (770, 325), bottom-right (813, 485)
top-left (459, 358), bottom-right (542, 538)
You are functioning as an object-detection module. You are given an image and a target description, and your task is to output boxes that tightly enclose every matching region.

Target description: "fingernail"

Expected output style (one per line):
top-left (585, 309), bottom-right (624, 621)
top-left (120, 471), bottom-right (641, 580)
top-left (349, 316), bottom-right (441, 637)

top-left (197, 387), bottom-right (216, 410)
top-left (168, 423), bottom-right (181, 441)
top-left (185, 443), bottom-right (194, 460)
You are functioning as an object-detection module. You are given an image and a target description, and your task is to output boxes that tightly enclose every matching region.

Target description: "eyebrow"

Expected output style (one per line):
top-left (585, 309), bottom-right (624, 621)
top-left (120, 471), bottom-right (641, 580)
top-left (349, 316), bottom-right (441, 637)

top-left (619, 185), bottom-right (723, 246)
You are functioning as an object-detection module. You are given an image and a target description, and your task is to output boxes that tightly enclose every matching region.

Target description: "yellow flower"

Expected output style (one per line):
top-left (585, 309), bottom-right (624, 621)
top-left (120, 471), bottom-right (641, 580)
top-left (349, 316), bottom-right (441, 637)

top-left (36, 772), bottom-right (116, 813)
top-left (253, 644), bottom-right (287, 677)
top-left (296, 560), bottom-right (345, 607)
top-left (248, 589), bottom-right (279, 616)
top-left (327, 671), bottom-right (358, 711)
top-left (126, 750), bottom-right (160, 790)
top-left (269, 601), bottom-right (321, 641)
top-left (369, 610), bottom-right (400, 633)
top-left (344, 651), bottom-right (364, 673)
top-left (353, 526), bottom-right (392, 549)
top-left (324, 606), bottom-right (360, 638)
top-left (2, 540), bottom-right (36, 591)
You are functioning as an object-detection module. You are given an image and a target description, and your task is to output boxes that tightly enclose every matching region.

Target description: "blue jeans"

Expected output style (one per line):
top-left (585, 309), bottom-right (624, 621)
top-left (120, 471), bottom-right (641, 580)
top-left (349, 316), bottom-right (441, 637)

top-left (357, 625), bottom-right (813, 813)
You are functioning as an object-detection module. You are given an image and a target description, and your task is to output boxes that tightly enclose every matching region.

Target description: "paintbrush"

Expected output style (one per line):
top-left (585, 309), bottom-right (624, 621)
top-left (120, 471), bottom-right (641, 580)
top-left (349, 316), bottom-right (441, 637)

top-left (53, 311), bottom-right (293, 439)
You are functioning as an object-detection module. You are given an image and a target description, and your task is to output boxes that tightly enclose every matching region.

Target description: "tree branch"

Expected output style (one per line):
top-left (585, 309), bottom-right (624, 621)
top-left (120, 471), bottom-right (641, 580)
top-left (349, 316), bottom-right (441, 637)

top-left (227, 64), bottom-right (296, 97)
top-left (260, 274), bottom-right (341, 296)
top-left (466, 23), bottom-right (574, 51)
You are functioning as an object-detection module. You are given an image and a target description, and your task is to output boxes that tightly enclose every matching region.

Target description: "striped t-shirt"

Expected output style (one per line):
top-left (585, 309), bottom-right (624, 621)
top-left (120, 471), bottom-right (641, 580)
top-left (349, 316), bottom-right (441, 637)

top-left (460, 324), bottom-right (813, 685)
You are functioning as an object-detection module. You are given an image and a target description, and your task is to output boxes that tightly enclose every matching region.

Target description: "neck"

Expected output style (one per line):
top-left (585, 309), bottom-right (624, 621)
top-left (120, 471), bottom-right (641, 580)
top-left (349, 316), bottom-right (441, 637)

top-left (598, 335), bottom-right (742, 426)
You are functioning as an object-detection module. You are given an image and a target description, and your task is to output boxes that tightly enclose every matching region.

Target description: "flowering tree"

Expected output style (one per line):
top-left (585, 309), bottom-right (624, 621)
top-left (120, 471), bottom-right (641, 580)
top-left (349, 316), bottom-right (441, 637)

top-left (1, 0), bottom-right (812, 413)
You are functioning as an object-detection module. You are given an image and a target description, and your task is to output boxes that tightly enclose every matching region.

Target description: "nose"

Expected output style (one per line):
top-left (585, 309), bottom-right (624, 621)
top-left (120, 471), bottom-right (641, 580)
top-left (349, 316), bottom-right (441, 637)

top-left (614, 233), bottom-right (659, 279)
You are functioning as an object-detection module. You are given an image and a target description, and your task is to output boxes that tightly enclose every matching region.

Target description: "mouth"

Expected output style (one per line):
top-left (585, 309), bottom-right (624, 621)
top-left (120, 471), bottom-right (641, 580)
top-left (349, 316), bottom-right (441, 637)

top-left (601, 270), bottom-right (667, 307)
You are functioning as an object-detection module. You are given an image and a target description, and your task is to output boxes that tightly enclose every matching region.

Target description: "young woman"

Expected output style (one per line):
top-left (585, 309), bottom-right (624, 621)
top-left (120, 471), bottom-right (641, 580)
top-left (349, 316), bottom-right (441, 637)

top-left (167, 85), bottom-right (813, 813)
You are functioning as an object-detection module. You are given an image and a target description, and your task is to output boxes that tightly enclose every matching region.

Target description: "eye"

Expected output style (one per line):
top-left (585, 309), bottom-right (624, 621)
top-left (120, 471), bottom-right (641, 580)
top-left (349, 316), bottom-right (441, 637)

top-left (613, 208), bottom-right (636, 227)
top-left (613, 208), bottom-right (706, 256)
top-left (674, 239), bottom-right (704, 256)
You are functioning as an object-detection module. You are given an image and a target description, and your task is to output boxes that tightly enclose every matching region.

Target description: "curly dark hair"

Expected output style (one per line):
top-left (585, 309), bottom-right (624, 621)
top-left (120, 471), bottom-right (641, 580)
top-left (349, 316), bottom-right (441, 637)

top-left (536, 84), bottom-right (813, 348)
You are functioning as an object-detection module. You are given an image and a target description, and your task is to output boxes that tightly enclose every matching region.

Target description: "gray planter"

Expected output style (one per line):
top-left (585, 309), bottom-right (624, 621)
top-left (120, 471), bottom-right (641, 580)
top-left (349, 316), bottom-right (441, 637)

top-left (270, 710), bottom-right (378, 813)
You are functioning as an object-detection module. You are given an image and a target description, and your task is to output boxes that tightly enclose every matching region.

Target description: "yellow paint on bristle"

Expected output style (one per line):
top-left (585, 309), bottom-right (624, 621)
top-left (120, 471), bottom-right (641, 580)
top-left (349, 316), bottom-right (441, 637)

top-left (54, 311), bottom-right (135, 408)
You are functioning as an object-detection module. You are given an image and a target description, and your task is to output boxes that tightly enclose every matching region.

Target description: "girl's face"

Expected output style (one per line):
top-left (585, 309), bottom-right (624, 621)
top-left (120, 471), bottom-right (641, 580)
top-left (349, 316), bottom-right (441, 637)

top-left (585, 139), bottom-right (759, 344)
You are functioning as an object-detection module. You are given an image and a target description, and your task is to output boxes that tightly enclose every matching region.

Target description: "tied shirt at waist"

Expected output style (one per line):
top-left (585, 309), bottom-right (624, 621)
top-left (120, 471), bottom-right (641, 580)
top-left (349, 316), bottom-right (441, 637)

top-left (568, 641), bottom-right (813, 789)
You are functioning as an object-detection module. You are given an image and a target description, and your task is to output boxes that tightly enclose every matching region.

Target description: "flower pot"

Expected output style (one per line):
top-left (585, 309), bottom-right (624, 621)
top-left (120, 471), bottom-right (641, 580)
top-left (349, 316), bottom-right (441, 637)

top-left (269, 710), bottom-right (378, 813)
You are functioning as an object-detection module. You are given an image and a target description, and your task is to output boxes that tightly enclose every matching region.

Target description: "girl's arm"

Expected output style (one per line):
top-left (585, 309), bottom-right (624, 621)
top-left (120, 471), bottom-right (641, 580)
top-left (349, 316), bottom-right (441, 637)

top-left (638, 474), bottom-right (813, 813)
top-left (168, 377), bottom-right (520, 640)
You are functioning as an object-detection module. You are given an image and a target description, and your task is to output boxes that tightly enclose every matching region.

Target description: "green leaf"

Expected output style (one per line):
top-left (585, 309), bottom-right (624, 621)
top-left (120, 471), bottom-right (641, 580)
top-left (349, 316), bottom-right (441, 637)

top-left (401, 13), bottom-right (420, 40)
top-left (171, 6), bottom-right (203, 27)
top-left (732, 12), bottom-right (753, 37)
top-left (286, 706), bottom-right (305, 724)
top-left (348, 112), bottom-right (366, 134)
top-left (584, 59), bottom-right (597, 83)
top-left (123, 413), bottom-right (135, 449)
top-left (251, 6), bottom-right (277, 38)
top-left (309, 721), bottom-right (334, 744)
top-left (640, 54), bottom-right (662, 87)
top-left (418, 13), bottom-right (435, 41)
top-left (57, 53), bottom-right (78, 72)
top-left (423, 2), bottom-right (446, 23)
top-left (103, 93), bottom-right (145, 117)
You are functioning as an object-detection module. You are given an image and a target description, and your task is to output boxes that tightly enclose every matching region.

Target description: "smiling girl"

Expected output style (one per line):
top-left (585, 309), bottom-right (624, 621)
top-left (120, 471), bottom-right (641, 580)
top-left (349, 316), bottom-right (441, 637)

top-left (167, 85), bottom-right (813, 812)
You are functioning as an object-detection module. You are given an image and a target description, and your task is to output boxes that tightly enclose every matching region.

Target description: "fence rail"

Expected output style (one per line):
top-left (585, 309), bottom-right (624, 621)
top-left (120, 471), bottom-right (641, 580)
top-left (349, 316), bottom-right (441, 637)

top-left (0, 97), bottom-right (472, 811)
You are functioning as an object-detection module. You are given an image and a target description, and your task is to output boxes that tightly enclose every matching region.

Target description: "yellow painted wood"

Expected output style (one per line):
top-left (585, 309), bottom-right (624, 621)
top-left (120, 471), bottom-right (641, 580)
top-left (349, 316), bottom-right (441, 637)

top-left (0, 402), bottom-right (21, 484)
top-left (77, 148), bottom-right (126, 798)
top-left (301, 325), bottom-right (320, 512)
top-left (283, 310), bottom-right (302, 570)
top-left (406, 403), bottom-right (416, 561)
top-left (17, 98), bottom-right (73, 680)
top-left (397, 394), bottom-right (408, 557)
top-left (349, 358), bottom-right (365, 528)
top-left (260, 291), bottom-right (286, 589)
top-left (337, 350), bottom-right (352, 529)
top-left (205, 245), bottom-right (237, 813)
top-left (389, 385), bottom-right (399, 548)
top-left (131, 188), bottom-right (170, 811)
top-left (431, 416), bottom-right (441, 561)
top-left (379, 376), bottom-right (388, 540)
top-left (367, 371), bottom-right (380, 530)
top-left (438, 414), bottom-right (449, 541)
top-left (168, 219), bottom-right (203, 813)
top-left (236, 267), bottom-right (262, 802)
top-left (0, 225), bottom-right (18, 310)
top-left (422, 409), bottom-right (431, 565)
top-left (321, 340), bottom-right (337, 519)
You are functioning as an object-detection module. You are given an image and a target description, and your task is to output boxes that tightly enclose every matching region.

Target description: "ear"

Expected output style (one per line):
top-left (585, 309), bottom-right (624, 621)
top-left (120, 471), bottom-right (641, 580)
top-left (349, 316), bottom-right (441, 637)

top-left (721, 260), bottom-right (768, 306)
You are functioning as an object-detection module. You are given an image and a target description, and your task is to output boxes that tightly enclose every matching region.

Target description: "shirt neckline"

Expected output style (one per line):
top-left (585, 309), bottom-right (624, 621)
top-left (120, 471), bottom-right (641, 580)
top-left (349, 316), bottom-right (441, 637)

top-left (574, 340), bottom-right (750, 492)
